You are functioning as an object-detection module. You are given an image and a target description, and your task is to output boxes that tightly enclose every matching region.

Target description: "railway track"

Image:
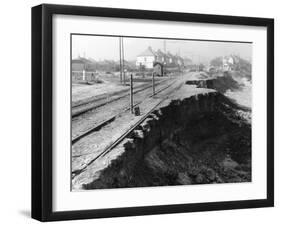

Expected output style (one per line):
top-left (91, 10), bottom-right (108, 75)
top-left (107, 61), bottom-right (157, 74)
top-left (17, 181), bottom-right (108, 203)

top-left (72, 79), bottom-right (176, 144)
top-left (72, 78), bottom-right (170, 117)
top-left (71, 80), bottom-right (183, 179)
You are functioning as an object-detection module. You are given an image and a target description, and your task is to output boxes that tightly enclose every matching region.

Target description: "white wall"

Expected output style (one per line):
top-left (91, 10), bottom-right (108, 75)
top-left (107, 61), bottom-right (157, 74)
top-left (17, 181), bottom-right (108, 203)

top-left (0, 0), bottom-right (279, 225)
top-left (136, 56), bottom-right (155, 68)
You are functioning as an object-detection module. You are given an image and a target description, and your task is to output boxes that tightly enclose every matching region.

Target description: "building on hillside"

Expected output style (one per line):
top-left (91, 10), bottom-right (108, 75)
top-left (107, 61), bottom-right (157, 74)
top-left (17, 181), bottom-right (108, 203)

top-left (72, 57), bottom-right (95, 71)
top-left (136, 46), bottom-right (156, 69)
top-left (136, 47), bottom-right (185, 74)
top-left (174, 54), bottom-right (184, 67)
top-left (155, 49), bottom-right (166, 63)
top-left (222, 56), bottom-right (234, 71)
top-left (72, 58), bottom-right (86, 71)
top-left (166, 52), bottom-right (174, 64)
top-left (153, 62), bottom-right (163, 77)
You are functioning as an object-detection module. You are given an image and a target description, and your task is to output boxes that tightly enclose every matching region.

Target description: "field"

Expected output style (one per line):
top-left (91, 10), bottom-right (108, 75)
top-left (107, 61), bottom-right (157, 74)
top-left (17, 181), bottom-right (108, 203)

top-left (72, 72), bottom-right (172, 104)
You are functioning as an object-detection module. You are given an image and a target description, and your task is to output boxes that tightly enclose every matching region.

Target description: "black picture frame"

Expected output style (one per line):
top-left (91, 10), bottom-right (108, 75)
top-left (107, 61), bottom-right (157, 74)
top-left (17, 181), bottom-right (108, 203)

top-left (32, 4), bottom-right (274, 222)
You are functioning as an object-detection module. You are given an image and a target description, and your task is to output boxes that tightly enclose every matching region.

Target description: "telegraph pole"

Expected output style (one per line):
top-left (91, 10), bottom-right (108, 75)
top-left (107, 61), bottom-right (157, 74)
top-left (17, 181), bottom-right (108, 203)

top-left (163, 40), bottom-right (166, 76)
top-left (119, 37), bottom-right (122, 83)
top-left (130, 74), bottom-right (133, 113)
top-left (152, 72), bottom-right (155, 95)
top-left (82, 61), bottom-right (86, 81)
top-left (122, 37), bottom-right (125, 84)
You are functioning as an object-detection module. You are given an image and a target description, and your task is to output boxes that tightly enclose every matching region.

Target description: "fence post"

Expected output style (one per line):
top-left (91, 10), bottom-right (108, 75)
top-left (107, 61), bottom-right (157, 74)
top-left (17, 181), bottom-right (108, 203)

top-left (130, 74), bottom-right (133, 114)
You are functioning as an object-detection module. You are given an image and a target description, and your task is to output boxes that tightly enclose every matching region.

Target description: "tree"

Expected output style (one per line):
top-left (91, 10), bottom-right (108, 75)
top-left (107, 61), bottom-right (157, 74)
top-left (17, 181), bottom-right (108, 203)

top-left (210, 57), bottom-right (223, 67)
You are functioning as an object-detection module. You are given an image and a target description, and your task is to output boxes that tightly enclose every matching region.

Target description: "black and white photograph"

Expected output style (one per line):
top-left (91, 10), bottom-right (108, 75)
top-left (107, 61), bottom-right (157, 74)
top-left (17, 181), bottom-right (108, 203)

top-left (29, 3), bottom-right (274, 222)
top-left (71, 35), bottom-right (252, 191)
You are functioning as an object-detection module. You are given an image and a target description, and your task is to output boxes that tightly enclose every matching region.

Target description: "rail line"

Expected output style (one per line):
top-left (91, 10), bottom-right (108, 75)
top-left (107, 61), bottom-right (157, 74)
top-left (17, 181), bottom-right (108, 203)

top-left (71, 81), bottom-right (183, 179)
top-left (72, 79), bottom-right (176, 144)
top-left (72, 78), bottom-right (170, 117)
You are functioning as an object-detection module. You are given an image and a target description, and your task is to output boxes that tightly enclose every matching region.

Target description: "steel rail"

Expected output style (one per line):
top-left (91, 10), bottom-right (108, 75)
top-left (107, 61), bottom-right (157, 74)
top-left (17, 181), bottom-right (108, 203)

top-left (72, 78), bottom-right (170, 117)
top-left (72, 80), bottom-right (176, 144)
top-left (71, 81), bottom-right (183, 179)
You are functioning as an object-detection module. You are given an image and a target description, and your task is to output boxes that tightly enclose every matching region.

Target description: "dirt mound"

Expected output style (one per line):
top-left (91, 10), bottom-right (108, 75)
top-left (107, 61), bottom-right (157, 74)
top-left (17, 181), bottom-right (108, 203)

top-left (79, 92), bottom-right (251, 189)
top-left (186, 72), bottom-right (241, 94)
top-left (211, 72), bottom-right (242, 93)
top-left (139, 111), bottom-right (251, 186)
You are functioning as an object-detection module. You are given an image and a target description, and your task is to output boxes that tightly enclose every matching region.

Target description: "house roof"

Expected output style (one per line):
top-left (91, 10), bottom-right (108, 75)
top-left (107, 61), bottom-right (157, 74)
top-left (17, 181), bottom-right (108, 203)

top-left (137, 47), bottom-right (185, 63)
top-left (137, 46), bottom-right (156, 57)
top-left (166, 52), bottom-right (174, 58)
top-left (174, 54), bottom-right (183, 61)
top-left (155, 49), bottom-right (166, 57)
top-left (72, 57), bottom-right (93, 64)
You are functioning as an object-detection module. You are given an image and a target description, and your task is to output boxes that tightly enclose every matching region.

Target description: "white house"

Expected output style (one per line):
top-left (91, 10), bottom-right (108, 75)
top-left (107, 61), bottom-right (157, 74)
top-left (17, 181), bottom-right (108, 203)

top-left (166, 52), bottom-right (174, 64)
top-left (136, 47), bottom-right (185, 70)
top-left (222, 56), bottom-right (234, 71)
top-left (136, 46), bottom-right (156, 69)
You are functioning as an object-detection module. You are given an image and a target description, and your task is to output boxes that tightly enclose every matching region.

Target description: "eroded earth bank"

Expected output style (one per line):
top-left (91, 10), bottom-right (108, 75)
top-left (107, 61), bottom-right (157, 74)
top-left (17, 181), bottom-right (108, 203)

top-left (73, 77), bottom-right (251, 190)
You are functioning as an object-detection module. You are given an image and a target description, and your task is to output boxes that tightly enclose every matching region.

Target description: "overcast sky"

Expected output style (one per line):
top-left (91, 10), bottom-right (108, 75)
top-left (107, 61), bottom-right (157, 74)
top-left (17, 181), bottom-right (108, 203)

top-left (72, 35), bottom-right (252, 63)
